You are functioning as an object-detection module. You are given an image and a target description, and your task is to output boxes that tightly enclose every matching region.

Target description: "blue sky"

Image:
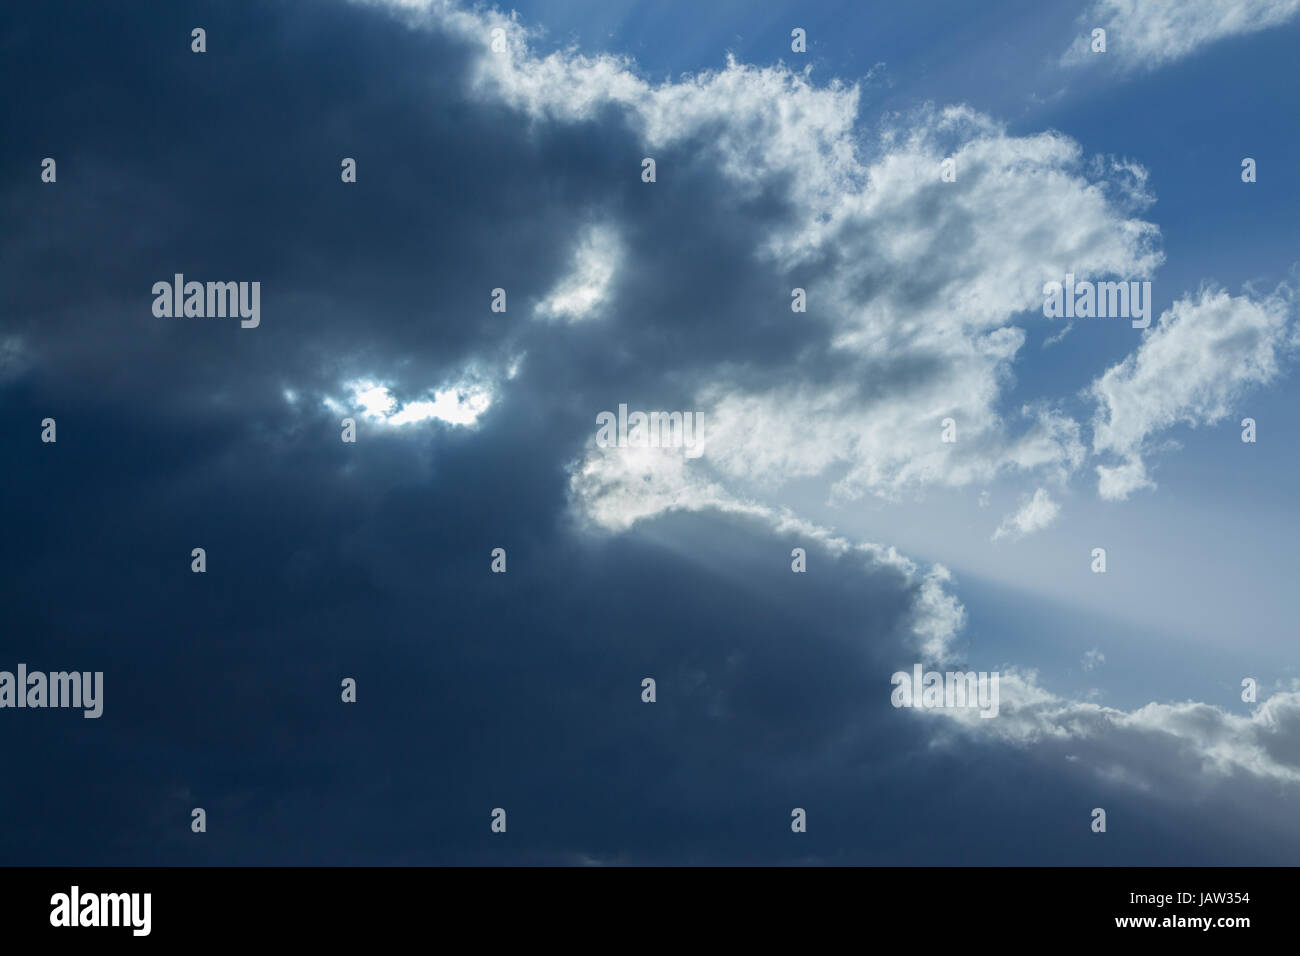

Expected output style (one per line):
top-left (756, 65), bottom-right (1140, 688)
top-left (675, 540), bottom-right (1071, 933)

top-left (1, 0), bottom-right (1299, 865)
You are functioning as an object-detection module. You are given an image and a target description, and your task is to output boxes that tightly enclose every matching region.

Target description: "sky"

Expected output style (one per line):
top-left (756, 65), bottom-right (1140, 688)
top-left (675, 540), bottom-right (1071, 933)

top-left (1, 0), bottom-right (1299, 865)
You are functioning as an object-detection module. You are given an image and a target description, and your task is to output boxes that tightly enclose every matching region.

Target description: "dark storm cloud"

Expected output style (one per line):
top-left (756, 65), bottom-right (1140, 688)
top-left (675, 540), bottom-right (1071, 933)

top-left (2, 0), bottom-right (1296, 865)
top-left (0, 0), bottom-right (826, 429)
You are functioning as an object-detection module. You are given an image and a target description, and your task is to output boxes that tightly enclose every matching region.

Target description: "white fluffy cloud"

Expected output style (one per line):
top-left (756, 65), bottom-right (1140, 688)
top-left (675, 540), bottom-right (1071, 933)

top-left (1088, 285), bottom-right (1295, 500)
top-left (534, 223), bottom-right (621, 323)
top-left (933, 669), bottom-right (1300, 789)
top-left (362, 0), bottom-right (1300, 516)
top-left (370, 0), bottom-right (1171, 506)
top-left (1062, 0), bottom-right (1300, 72)
top-left (993, 487), bottom-right (1061, 541)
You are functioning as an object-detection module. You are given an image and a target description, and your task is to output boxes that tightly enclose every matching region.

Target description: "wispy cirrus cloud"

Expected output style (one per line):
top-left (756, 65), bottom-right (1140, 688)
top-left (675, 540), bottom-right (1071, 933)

top-left (1062, 0), bottom-right (1300, 73)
